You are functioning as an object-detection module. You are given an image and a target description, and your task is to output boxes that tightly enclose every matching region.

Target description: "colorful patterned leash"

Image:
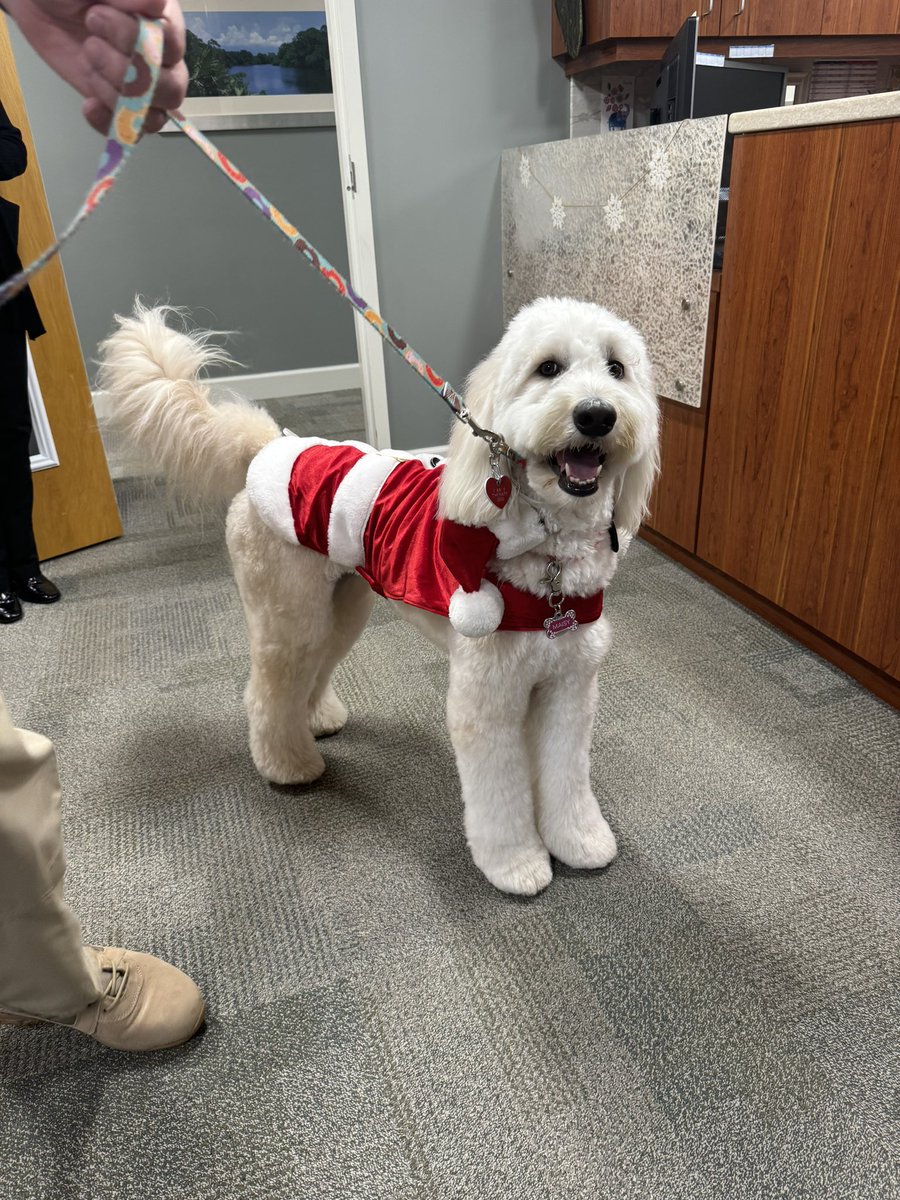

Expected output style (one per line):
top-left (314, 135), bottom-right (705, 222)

top-left (0, 19), bottom-right (163, 306)
top-left (0, 18), bottom-right (522, 467)
top-left (166, 110), bottom-right (521, 465)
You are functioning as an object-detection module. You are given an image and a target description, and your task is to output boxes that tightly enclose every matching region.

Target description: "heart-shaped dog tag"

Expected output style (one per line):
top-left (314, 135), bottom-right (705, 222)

top-left (486, 475), bottom-right (512, 509)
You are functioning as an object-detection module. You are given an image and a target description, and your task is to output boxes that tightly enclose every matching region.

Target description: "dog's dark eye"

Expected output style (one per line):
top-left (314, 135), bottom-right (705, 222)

top-left (607, 359), bottom-right (625, 380)
top-left (537, 360), bottom-right (562, 378)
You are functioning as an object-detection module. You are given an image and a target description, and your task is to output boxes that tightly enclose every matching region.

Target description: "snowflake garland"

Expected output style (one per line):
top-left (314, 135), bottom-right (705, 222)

top-left (603, 194), bottom-right (625, 232)
top-left (519, 120), bottom-right (688, 233)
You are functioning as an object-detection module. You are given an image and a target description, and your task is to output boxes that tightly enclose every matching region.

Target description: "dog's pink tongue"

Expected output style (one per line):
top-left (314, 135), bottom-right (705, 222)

top-left (559, 447), bottom-right (601, 481)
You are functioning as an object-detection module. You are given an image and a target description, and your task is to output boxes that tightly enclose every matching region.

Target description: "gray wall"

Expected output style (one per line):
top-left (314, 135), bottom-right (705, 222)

top-left (355, 0), bottom-right (569, 449)
top-left (9, 25), bottom-right (357, 382)
top-left (9, 1), bottom-right (568, 439)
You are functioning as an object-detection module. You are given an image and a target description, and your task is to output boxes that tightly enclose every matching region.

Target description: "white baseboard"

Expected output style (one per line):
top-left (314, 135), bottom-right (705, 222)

top-left (93, 362), bottom-right (362, 418)
top-left (206, 363), bottom-right (362, 403)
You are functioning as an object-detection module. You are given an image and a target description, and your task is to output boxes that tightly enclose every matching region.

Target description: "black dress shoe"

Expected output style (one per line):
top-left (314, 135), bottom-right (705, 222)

top-left (0, 592), bottom-right (24, 623)
top-left (12, 573), bottom-right (61, 604)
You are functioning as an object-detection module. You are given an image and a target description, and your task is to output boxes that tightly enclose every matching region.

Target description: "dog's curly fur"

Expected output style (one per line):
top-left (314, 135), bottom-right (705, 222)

top-left (99, 298), bottom-right (659, 895)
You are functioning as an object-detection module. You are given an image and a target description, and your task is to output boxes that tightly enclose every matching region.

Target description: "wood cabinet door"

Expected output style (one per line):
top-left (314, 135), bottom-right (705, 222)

top-left (645, 290), bottom-right (718, 551)
top-left (697, 120), bottom-right (900, 678)
top-left (606, 1), bottom-right (705, 38)
top-left (0, 17), bottom-right (121, 561)
top-left (719, 0), bottom-right (825, 38)
top-left (593, 1), bottom-right (716, 40)
top-left (821, 0), bottom-right (900, 34)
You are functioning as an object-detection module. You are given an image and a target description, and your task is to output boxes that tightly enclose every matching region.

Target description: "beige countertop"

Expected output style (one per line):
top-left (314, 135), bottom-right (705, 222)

top-left (729, 91), bottom-right (900, 135)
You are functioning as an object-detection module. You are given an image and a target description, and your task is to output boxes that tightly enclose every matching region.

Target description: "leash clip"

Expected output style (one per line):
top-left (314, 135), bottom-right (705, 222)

top-left (541, 559), bottom-right (578, 639)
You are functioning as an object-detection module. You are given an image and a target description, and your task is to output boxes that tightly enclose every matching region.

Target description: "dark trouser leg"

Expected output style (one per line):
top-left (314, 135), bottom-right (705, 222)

top-left (0, 331), bottom-right (39, 592)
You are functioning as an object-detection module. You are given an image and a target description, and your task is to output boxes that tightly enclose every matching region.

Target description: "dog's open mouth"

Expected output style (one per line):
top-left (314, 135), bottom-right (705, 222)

top-left (548, 445), bottom-right (606, 497)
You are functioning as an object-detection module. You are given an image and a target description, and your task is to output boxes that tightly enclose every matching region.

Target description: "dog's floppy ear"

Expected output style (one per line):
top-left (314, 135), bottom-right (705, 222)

top-left (614, 434), bottom-right (660, 539)
top-left (438, 352), bottom-right (501, 528)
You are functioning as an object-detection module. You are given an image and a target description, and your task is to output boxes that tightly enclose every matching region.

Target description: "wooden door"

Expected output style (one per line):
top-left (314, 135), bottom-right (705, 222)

top-left (0, 16), bottom-right (121, 561)
top-left (697, 119), bottom-right (900, 678)
top-left (719, 0), bottom-right (825, 38)
top-left (821, 0), bottom-right (900, 34)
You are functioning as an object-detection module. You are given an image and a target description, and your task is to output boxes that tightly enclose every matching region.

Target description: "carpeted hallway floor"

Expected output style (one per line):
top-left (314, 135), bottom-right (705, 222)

top-left (1, 392), bottom-right (897, 1200)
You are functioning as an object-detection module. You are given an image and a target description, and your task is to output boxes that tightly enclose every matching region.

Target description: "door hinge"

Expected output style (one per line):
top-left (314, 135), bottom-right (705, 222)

top-left (346, 157), bottom-right (357, 194)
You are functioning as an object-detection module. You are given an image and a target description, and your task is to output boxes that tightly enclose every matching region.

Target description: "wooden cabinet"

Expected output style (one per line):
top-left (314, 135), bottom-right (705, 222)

top-left (696, 119), bottom-right (900, 680)
top-left (597, 1), bottom-right (717, 39)
top-left (718, 0), bottom-right (826, 38)
top-left (821, 0), bottom-right (900, 35)
top-left (646, 288), bottom-right (718, 551)
top-left (552, 0), bottom-right (900, 67)
top-left (552, 0), bottom-right (720, 57)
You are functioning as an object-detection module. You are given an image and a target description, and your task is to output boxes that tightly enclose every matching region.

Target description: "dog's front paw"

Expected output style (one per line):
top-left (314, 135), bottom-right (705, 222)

top-left (250, 742), bottom-right (326, 786)
top-left (471, 844), bottom-right (553, 896)
top-left (540, 809), bottom-right (618, 871)
top-left (308, 686), bottom-right (348, 738)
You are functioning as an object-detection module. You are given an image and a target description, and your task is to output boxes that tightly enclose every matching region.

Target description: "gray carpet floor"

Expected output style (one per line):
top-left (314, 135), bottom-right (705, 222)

top-left (1, 392), bottom-right (897, 1200)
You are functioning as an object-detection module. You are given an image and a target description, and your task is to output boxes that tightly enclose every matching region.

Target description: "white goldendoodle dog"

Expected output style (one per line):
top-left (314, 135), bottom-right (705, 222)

top-left (99, 298), bottom-right (659, 895)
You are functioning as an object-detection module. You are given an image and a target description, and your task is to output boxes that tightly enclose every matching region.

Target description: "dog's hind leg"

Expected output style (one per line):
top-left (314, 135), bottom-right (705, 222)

top-left (308, 573), bottom-right (374, 737)
top-left (226, 491), bottom-right (335, 784)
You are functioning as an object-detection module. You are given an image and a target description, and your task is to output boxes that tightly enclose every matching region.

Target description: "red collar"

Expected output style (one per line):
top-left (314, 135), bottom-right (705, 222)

top-left (487, 572), bottom-right (604, 633)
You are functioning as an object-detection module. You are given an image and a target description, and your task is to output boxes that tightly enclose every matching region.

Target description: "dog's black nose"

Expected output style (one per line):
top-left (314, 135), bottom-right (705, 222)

top-left (572, 398), bottom-right (617, 438)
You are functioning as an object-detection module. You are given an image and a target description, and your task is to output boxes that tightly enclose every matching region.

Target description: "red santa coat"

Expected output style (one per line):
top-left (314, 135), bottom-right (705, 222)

top-left (245, 435), bottom-right (604, 637)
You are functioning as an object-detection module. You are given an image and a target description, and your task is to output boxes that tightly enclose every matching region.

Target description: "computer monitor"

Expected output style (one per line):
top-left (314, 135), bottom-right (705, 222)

top-left (694, 60), bottom-right (787, 121)
top-left (649, 14), bottom-right (698, 125)
top-left (651, 15), bottom-right (787, 127)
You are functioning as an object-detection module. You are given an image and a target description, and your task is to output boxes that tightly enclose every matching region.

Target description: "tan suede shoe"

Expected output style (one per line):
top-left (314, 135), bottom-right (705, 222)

top-left (0, 947), bottom-right (205, 1051)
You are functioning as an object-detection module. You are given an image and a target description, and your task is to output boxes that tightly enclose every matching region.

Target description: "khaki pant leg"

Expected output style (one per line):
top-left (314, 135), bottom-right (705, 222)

top-left (0, 690), bottom-right (101, 1020)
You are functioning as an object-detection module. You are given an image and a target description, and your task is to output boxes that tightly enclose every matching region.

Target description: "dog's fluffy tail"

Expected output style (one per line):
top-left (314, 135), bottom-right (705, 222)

top-left (97, 303), bottom-right (280, 503)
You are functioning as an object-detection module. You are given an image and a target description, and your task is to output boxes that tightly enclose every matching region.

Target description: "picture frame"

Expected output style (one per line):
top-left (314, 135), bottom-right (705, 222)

top-left (163, 0), bottom-right (335, 133)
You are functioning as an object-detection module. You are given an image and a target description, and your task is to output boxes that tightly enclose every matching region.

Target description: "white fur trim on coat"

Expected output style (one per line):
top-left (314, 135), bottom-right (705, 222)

top-left (328, 452), bottom-right (401, 568)
top-left (448, 580), bottom-right (504, 638)
top-left (246, 435), bottom-right (332, 543)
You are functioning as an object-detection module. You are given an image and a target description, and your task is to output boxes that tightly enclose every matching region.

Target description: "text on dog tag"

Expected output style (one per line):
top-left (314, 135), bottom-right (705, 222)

top-left (485, 475), bottom-right (512, 509)
top-left (544, 610), bottom-right (578, 639)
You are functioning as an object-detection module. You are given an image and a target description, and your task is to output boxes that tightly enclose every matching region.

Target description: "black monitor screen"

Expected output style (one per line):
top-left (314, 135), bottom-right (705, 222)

top-left (650, 15), bottom-right (698, 125)
top-left (693, 61), bottom-right (787, 120)
top-left (651, 16), bottom-right (786, 127)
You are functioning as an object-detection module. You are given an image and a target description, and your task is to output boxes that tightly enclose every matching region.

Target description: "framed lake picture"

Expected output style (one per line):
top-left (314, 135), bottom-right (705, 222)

top-left (167, 0), bottom-right (334, 131)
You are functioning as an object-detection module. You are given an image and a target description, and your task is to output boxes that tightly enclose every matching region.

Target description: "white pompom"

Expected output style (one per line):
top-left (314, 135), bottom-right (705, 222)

top-left (448, 580), bottom-right (504, 637)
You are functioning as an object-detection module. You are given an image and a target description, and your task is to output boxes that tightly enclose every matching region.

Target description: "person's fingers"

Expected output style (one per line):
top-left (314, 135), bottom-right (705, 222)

top-left (153, 61), bottom-right (188, 112)
top-left (83, 34), bottom-right (132, 94)
top-left (84, 6), bottom-right (139, 57)
top-left (90, 0), bottom-right (167, 18)
top-left (82, 96), bottom-right (113, 136)
top-left (87, 2), bottom-right (186, 70)
top-left (83, 49), bottom-right (186, 131)
top-left (142, 107), bottom-right (171, 135)
top-left (83, 68), bottom-right (123, 118)
top-left (82, 96), bottom-right (172, 136)
top-left (159, 0), bottom-right (186, 68)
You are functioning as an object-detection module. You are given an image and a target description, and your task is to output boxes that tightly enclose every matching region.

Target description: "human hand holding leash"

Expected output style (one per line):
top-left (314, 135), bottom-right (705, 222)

top-left (3, 0), bottom-right (186, 133)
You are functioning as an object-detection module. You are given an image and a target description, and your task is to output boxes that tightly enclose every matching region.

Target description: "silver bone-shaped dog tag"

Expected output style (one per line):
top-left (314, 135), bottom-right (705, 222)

top-left (542, 558), bottom-right (577, 638)
top-left (544, 609), bottom-right (578, 638)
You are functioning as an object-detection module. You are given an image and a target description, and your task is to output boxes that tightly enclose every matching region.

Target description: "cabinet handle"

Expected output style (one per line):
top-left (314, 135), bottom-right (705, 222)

top-left (734, 0), bottom-right (745, 15)
top-left (701, 0), bottom-right (714, 16)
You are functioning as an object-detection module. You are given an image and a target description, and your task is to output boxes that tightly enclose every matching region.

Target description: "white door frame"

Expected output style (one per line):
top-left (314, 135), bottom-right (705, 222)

top-left (326, 0), bottom-right (391, 449)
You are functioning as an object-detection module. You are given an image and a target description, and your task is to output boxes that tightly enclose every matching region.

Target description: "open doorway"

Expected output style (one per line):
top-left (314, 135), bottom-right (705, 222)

top-left (175, 0), bottom-right (390, 447)
top-left (327, 0), bottom-right (390, 448)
